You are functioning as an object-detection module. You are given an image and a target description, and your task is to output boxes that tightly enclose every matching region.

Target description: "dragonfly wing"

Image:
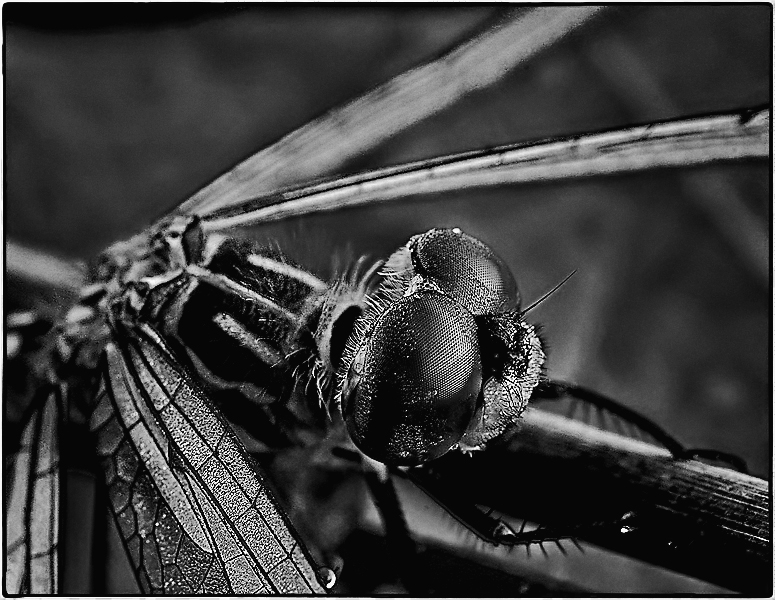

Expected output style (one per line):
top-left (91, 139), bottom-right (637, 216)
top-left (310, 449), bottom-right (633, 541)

top-left (5, 386), bottom-right (61, 595)
top-left (6, 240), bottom-right (85, 293)
top-left (200, 109), bottom-right (770, 233)
top-left (91, 375), bottom-right (225, 594)
top-left (175, 7), bottom-right (603, 218)
top-left (91, 322), bottom-right (326, 594)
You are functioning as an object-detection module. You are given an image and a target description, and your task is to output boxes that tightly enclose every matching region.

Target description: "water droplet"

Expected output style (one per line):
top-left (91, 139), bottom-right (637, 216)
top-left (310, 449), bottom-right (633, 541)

top-left (318, 567), bottom-right (337, 589)
top-left (619, 511), bottom-right (637, 534)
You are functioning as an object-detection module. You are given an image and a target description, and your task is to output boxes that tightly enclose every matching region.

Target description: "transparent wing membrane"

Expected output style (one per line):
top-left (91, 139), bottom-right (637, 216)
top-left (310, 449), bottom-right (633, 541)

top-left (91, 323), bottom-right (327, 594)
top-left (175, 7), bottom-right (604, 217)
top-left (6, 240), bottom-right (85, 292)
top-left (200, 109), bottom-right (769, 232)
top-left (5, 387), bottom-right (61, 595)
top-left (92, 362), bottom-right (226, 593)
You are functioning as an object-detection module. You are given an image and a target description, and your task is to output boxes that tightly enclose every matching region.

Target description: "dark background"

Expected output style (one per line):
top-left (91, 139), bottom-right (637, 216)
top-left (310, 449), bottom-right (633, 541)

top-left (4, 4), bottom-right (771, 592)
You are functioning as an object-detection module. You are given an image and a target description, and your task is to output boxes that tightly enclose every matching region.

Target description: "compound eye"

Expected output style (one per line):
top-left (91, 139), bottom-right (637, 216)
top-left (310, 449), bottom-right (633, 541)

top-left (411, 228), bottom-right (519, 315)
top-left (341, 292), bottom-right (482, 466)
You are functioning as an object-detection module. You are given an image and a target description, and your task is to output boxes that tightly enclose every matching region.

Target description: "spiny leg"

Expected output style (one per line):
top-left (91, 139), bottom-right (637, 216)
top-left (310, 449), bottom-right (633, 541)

top-left (532, 381), bottom-right (748, 473)
top-left (401, 465), bottom-right (587, 555)
top-left (359, 459), bottom-right (423, 594)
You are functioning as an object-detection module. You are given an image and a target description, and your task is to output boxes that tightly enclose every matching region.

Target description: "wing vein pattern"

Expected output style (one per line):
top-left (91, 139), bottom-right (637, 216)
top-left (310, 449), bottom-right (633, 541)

top-left (5, 386), bottom-right (61, 595)
top-left (201, 109), bottom-right (769, 231)
top-left (89, 322), bottom-right (325, 594)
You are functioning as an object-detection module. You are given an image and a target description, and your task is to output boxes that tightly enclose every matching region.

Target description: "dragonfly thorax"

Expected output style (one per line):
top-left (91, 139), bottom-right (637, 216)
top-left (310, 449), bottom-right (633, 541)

top-left (86, 220), bottom-right (546, 464)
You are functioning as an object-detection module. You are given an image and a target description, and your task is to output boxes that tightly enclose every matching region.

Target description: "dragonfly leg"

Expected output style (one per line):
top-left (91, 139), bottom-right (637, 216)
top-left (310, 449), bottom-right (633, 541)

top-left (400, 465), bottom-right (518, 545)
top-left (532, 381), bottom-right (748, 472)
top-left (360, 460), bottom-right (423, 593)
top-left (532, 380), bottom-right (686, 454)
top-left (401, 465), bottom-right (595, 553)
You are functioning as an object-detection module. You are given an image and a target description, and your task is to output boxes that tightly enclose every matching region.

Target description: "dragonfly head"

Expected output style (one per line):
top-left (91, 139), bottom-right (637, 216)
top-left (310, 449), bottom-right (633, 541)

top-left (336, 228), bottom-right (544, 466)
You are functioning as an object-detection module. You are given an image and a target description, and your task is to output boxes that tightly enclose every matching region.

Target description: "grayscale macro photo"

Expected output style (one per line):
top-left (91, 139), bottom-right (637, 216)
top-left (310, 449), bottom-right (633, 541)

top-left (4, 5), bottom-right (771, 596)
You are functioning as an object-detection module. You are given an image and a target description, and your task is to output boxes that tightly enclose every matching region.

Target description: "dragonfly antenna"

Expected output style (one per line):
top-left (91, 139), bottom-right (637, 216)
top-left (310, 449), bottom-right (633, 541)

top-left (523, 270), bottom-right (577, 314)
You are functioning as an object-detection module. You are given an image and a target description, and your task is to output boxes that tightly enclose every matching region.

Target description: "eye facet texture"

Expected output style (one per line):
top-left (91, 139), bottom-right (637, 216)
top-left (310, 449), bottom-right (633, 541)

top-left (342, 292), bottom-right (482, 466)
top-left (410, 228), bottom-right (520, 315)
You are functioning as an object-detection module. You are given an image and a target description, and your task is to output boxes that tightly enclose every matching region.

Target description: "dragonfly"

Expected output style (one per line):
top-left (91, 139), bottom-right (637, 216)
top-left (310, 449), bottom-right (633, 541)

top-left (5, 6), bottom-right (770, 595)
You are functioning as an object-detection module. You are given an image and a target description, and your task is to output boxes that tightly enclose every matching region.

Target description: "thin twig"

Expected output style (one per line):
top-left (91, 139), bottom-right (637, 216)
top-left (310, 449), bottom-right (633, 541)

top-left (418, 408), bottom-right (770, 595)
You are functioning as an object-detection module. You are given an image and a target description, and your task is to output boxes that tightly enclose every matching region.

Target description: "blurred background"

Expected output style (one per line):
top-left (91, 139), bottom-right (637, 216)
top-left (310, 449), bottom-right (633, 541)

top-left (4, 4), bottom-right (771, 594)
